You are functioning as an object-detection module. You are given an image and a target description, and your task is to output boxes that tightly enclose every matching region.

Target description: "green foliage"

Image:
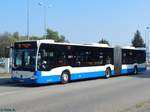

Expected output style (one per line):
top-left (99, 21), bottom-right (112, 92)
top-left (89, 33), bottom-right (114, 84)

top-left (46, 28), bottom-right (68, 42)
top-left (132, 30), bottom-right (145, 47)
top-left (30, 36), bottom-right (41, 40)
top-left (0, 32), bottom-right (17, 58)
top-left (13, 32), bottom-right (19, 40)
top-left (0, 73), bottom-right (10, 77)
top-left (0, 32), bottom-right (42, 57)
top-left (0, 28), bottom-right (69, 57)
top-left (98, 38), bottom-right (110, 45)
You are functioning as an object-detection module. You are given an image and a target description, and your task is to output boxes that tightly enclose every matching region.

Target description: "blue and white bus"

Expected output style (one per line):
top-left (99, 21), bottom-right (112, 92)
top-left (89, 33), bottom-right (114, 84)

top-left (11, 40), bottom-right (146, 84)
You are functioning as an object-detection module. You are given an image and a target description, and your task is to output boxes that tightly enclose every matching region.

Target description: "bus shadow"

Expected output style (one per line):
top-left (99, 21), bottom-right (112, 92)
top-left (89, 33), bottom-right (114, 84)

top-left (0, 77), bottom-right (12, 85)
top-left (0, 78), bottom-right (37, 87)
top-left (0, 77), bottom-right (106, 88)
top-left (126, 70), bottom-right (150, 79)
top-left (0, 77), bottom-right (62, 88)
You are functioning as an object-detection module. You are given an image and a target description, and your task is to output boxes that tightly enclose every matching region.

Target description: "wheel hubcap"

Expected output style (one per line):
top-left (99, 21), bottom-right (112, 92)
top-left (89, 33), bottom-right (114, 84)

top-left (106, 69), bottom-right (110, 78)
top-left (62, 73), bottom-right (68, 82)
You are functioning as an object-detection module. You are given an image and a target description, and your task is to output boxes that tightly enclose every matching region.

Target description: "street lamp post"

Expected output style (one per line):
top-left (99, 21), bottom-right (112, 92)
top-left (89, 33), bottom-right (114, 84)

top-left (39, 2), bottom-right (51, 40)
top-left (146, 27), bottom-right (150, 63)
top-left (27, 0), bottom-right (30, 40)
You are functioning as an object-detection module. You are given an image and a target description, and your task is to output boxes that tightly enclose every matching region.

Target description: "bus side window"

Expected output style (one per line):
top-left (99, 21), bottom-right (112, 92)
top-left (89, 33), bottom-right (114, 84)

top-left (106, 56), bottom-right (111, 64)
top-left (123, 53), bottom-right (126, 64)
top-left (48, 52), bottom-right (54, 57)
top-left (41, 49), bottom-right (47, 57)
top-left (99, 52), bottom-right (103, 65)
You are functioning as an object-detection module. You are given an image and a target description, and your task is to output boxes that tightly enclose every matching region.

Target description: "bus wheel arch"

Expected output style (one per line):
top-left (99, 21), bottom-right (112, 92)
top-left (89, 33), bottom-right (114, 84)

top-left (105, 67), bottom-right (111, 78)
top-left (60, 70), bottom-right (70, 84)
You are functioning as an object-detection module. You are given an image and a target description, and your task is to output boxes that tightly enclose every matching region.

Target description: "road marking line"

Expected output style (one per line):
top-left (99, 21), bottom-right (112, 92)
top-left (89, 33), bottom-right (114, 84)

top-left (0, 90), bottom-right (22, 96)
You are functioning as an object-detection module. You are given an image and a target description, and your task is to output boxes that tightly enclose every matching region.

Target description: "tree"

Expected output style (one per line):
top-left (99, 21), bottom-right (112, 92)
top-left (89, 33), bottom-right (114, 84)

top-left (46, 28), bottom-right (68, 42)
top-left (30, 36), bottom-right (41, 40)
top-left (0, 32), bottom-right (18, 57)
top-left (98, 38), bottom-right (110, 45)
top-left (132, 30), bottom-right (145, 47)
top-left (0, 28), bottom-right (68, 57)
top-left (13, 32), bottom-right (19, 40)
top-left (0, 35), bottom-right (12, 58)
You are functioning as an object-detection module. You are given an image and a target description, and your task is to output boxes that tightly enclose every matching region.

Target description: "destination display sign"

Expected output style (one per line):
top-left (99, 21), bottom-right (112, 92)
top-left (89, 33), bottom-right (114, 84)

top-left (14, 42), bottom-right (37, 49)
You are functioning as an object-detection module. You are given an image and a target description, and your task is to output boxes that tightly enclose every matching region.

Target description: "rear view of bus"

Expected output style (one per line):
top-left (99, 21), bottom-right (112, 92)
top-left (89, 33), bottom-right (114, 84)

top-left (11, 41), bottom-right (37, 83)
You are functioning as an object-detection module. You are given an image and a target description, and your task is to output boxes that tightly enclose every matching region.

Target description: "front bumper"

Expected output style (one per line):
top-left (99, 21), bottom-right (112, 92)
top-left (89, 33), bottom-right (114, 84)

top-left (11, 77), bottom-right (36, 84)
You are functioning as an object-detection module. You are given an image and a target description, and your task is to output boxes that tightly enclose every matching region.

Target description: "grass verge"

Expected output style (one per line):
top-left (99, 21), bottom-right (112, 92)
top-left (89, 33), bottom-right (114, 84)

top-left (0, 73), bottom-right (10, 77)
top-left (147, 64), bottom-right (150, 67)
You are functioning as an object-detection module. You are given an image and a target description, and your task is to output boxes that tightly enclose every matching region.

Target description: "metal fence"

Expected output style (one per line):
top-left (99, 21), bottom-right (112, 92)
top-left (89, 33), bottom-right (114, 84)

top-left (0, 58), bottom-right (11, 73)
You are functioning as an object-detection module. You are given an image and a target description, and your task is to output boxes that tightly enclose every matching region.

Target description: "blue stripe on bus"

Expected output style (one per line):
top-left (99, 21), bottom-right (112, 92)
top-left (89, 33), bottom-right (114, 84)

top-left (35, 70), bottom-right (109, 84)
top-left (71, 71), bottom-right (105, 80)
top-left (35, 71), bottom-right (60, 84)
top-left (11, 77), bottom-right (36, 84)
top-left (35, 70), bottom-right (115, 83)
top-left (121, 67), bottom-right (146, 74)
top-left (121, 69), bottom-right (134, 74)
top-left (11, 67), bottom-right (146, 84)
top-left (35, 71), bottom-right (106, 84)
top-left (138, 67), bottom-right (147, 72)
top-left (36, 67), bottom-right (146, 84)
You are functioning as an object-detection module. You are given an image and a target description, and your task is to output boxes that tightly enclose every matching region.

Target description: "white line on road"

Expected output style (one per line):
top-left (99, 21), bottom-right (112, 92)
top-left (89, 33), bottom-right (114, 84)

top-left (0, 90), bottom-right (22, 96)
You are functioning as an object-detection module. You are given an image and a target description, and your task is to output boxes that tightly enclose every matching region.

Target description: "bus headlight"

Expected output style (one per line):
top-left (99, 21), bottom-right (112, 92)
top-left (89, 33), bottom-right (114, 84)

top-left (30, 76), bottom-right (36, 80)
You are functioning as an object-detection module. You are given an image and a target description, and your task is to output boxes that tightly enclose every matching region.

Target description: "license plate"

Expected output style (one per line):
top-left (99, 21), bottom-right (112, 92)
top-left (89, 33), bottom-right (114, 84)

top-left (19, 80), bottom-right (24, 82)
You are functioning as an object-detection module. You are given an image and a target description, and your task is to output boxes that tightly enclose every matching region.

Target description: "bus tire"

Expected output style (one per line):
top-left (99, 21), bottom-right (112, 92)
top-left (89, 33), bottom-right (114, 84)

top-left (61, 70), bottom-right (70, 84)
top-left (134, 66), bottom-right (138, 75)
top-left (105, 68), bottom-right (111, 78)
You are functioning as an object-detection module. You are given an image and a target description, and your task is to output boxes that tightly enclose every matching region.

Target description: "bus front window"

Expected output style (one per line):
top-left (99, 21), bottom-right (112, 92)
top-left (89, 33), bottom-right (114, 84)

top-left (13, 49), bottom-right (36, 71)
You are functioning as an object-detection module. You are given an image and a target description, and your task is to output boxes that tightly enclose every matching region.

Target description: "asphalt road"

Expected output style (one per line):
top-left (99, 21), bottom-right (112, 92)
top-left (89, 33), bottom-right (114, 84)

top-left (0, 70), bottom-right (150, 112)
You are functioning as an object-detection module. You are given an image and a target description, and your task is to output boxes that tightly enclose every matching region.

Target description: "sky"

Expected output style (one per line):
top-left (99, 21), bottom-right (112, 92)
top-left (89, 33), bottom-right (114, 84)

top-left (0, 0), bottom-right (150, 46)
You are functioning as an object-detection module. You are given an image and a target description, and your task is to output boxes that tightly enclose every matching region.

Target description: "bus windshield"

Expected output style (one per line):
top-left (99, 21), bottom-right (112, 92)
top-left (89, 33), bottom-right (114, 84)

top-left (13, 49), bottom-right (36, 71)
top-left (13, 42), bottom-right (37, 71)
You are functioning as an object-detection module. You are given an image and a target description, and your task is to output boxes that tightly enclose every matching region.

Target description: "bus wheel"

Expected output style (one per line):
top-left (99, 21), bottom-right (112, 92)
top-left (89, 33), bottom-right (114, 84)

top-left (105, 68), bottom-right (111, 78)
top-left (134, 66), bottom-right (138, 75)
top-left (61, 71), bottom-right (70, 84)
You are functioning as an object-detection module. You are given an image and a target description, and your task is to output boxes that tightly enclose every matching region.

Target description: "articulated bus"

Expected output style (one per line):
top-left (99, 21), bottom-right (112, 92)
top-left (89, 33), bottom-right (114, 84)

top-left (11, 40), bottom-right (146, 84)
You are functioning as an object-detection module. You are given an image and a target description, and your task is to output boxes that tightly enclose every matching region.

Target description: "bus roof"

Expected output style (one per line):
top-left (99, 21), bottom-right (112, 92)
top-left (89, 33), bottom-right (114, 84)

top-left (15, 39), bottom-right (112, 48)
top-left (121, 46), bottom-right (146, 50)
top-left (15, 39), bottom-right (146, 50)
